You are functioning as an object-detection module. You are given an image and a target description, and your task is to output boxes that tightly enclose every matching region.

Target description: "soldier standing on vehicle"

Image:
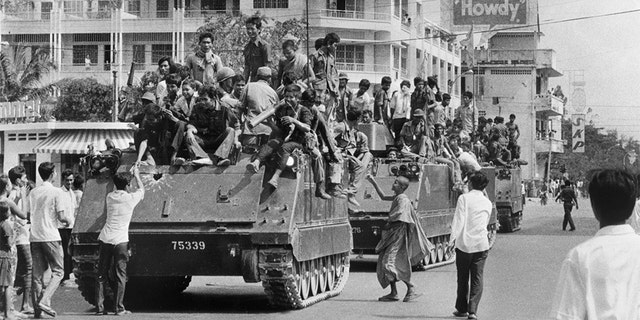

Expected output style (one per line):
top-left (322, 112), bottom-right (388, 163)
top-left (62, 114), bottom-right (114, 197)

top-left (95, 166), bottom-right (145, 316)
top-left (243, 16), bottom-right (271, 83)
top-left (369, 176), bottom-right (431, 303)
top-left (556, 180), bottom-right (578, 231)
top-left (448, 171), bottom-right (493, 320)
top-left (184, 32), bottom-right (223, 85)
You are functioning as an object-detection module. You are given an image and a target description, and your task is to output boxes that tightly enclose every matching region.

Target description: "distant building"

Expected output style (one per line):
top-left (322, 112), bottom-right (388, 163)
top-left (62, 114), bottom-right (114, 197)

top-left (430, 0), bottom-right (563, 181)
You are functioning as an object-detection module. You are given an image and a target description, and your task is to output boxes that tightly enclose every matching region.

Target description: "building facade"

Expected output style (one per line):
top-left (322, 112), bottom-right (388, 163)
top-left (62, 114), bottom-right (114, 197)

top-left (0, 121), bottom-right (133, 184)
top-left (2, 0), bottom-right (461, 102)
top-left (428, 0), bottom-right (564, 181)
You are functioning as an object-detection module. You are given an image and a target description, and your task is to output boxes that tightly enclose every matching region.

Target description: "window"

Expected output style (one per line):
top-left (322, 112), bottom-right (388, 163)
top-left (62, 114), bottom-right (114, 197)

top-left (253, 0), bottom-right (288, 9)
top-left (157, 0), bottom-right (169, 17)
top-left (336, 45), bottom-right (365, 71)
top-left (336, 45), bottom-right (364, 67)
top-left (41, 2), bottom-right (52, 19)
top-left (72, 45), bottom-right (98, 66)
top-left (152, 44), bottom-right (172, 63)
top-left (133, 45), bottom-right (146, 70)
top-left (64, 1), bottom-right (83, 13)
top-left (393, 47), bottom-right (400, 69)
top-left (400, 47), bottom-right (407, 73)
top-left (128, 0), bottom-right (140, 15)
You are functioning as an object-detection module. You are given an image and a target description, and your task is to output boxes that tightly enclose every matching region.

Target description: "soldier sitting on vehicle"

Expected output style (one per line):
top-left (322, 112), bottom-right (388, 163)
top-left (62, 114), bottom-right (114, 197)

top-left (487, 136), bottom-right (512, 167)
top-left (398, 109), bottom-right (429, 161)
top-left (134, 102), bottom-right (179, 166)
top-left (239, 67), bottom-right (279, 153)
top-left (161, 73), bottom-right (183, 110)
top-left (183, 84), bottom-right (242, 166)
top-left (247, 84), bottom-right (331, 198)
top-left (331, 109), bottom-right (373, 207)
top-left (433, 123), bottom-right (463, 189)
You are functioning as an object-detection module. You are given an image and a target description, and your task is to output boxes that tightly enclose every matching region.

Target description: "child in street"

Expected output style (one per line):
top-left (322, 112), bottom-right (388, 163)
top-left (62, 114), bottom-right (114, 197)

top-left (0, 202), bottom-right (14, 320)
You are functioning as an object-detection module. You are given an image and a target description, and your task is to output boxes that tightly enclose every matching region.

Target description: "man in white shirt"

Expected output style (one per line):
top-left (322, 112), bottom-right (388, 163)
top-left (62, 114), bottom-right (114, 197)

top-left (28, 162), bottom-right (70, 318)
top-left (58, 169), bottom-right (77, 286)
top-left (551, 169), bottom-right (640, 320)
top-left (95, 165), bottom-right (145, 316)
top-left (448, 171), bottom-right (492, 320)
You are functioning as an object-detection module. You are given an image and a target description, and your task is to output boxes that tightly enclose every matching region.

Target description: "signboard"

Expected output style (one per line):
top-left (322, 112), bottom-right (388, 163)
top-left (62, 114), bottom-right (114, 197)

top-left (571, 114), bottom-right (585, 153)
top-left (453, 0), bottom-right (527, 25)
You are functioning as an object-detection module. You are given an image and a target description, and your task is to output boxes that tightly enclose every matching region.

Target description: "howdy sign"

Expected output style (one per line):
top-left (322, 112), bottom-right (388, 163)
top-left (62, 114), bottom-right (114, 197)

top-left (571, 114), bottom-right (585, 153)
top-left (453, 0), bottom-right (527, 25)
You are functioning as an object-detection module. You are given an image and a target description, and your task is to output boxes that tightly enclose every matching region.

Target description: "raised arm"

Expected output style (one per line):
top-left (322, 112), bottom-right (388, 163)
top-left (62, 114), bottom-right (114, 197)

top-left (366, 175), bottom-right (395, 201)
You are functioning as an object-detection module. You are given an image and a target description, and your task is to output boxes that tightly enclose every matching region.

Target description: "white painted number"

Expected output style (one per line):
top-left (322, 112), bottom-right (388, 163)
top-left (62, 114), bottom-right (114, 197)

top-left (171, 241), bottom-right (206, 250)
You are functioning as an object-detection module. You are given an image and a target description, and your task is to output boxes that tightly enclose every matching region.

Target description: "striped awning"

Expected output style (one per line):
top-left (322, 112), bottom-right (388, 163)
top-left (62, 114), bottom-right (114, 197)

top-left (33, 129), bottom-right (134, 154)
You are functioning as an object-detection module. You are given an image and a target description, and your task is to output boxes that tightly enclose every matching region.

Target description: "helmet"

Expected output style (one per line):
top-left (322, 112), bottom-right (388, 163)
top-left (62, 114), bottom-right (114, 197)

top-left (216, 67), bottom-right (236, 83)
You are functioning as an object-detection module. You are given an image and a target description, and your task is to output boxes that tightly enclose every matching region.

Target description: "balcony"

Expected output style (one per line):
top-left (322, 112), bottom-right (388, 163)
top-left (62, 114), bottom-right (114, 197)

top-left (534, 94), bottom-right (564, 117)
top-left (468, 49), bottom-right (562, 76)
top-left (535, 138), bottom-right (565, 154)
top-left (309, 9), bottom-right (393, 31)
top-left (3, 8), bottom-right (228, 34)
top-left (335, 62), bottom-right (391, 84)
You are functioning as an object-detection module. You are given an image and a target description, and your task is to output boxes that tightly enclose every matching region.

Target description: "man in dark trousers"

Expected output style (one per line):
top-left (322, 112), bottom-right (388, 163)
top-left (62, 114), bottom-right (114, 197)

top-left (448, 171), bottom-right (493, 320)
top-left (556, 180), bottom-right (578, 231)
top-left (95, 166), bottom-right (145, 316)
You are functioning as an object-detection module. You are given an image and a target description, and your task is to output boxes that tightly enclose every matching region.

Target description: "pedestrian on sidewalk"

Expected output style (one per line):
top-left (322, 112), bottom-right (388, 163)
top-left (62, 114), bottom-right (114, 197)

top-left (448, 171), bottom-right (493, 320)
top-left (28, 162), bottom-right (70, 318)
top-left (95, 165), bottom-right (145, 316)
top-left (370, 176), bottom-right (432, 303)
top-left (0, 202), bottom-right (15, 320)
top-left (58, 169), bottom-right (77, 287)
top-left (555, 180), bottom-right (578, 231)
top-left (551, 169), bottom-right (640, 319)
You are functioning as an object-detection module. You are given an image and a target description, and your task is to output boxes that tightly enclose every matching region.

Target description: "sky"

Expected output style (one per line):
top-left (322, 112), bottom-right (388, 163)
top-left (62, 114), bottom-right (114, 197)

top-left (537, 0), bottom-right (640, 139)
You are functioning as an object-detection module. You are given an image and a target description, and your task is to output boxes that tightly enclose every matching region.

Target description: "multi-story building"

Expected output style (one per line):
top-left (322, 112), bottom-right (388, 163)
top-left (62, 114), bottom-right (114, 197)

top-left (0, 0), bottom-right (462, 182)
top-left (428, 0), bottom-right (564, 181)
top-left (1, 0), bottom-right (461, 102)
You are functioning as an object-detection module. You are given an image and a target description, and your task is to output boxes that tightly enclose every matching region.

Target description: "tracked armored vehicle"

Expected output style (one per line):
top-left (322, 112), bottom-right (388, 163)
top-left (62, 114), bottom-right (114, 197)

top-left (349, 123), bottom-right (499, 267)
top-left (492, 167), bottom-right (523, 232)
top-left (71, 150), bottom-right (352, 309)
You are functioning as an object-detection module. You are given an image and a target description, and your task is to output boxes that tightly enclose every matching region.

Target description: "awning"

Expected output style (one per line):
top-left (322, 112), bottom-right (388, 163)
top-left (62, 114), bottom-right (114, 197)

top-left (33, 129), bottom-right (134, 154)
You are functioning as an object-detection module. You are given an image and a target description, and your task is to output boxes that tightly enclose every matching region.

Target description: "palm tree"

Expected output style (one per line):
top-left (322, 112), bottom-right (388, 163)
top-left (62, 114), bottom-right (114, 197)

top-left (0, 45), bottom-right (56, 102)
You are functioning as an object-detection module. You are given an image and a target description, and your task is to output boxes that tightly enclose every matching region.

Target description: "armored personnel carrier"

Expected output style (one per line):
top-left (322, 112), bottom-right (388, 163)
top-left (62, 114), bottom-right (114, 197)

top-left (350, 123), bottom-right (499, 267)
top-left (492, 167), bottom-right (523, 232)
top-left (71, 150), bottom-right (352, 309)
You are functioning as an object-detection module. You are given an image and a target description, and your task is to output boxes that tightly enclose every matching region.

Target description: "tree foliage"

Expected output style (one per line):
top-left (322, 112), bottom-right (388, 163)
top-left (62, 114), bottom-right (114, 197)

top-left (0, 45), bottom-right (56, 102)
top-left (553, 118), bottom-right (640, 182)
top-left (193, 13), bottom-right (308, 74)
top-left (53, 78), bottom-right (113, 121)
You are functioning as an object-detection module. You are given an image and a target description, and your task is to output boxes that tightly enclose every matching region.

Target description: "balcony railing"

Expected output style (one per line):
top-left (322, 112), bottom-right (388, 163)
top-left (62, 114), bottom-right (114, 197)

top-left (534, 94), bottom-right (564, 117)
top-left (0, 101), bottom-right (49, 123)
top-left (4, 8), bottom-right (217, 21)
top-left (335, 62), bottom-right (390, 73)
top-left (470, 49), bottom-right (557, 68)
top-left (319, 9), bottom-right (391, 21)
top-left (534, 137), bottom-right (564, 153)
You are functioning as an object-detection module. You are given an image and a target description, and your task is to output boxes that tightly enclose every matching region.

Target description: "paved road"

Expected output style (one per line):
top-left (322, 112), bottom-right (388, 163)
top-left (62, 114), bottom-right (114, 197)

top-left (35, 198), bottom-right (598, 319)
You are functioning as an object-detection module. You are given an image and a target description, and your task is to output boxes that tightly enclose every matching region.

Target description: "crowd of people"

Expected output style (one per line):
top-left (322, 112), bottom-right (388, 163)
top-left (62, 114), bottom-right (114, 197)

top-left (0, 164), bottom-right (85, 319)
top-left (119, 15), bottom-right (525, 208)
